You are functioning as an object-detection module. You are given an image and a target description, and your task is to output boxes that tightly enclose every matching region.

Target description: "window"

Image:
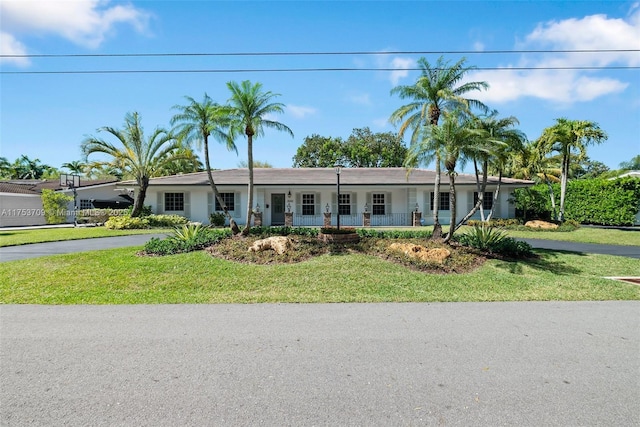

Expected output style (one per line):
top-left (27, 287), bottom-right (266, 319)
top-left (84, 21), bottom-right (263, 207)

top-left (214, 192), bottom-right (235, 212)
top-left (302, 193), bottom-right (315, 215)
top-left (473, 192), bottom-right (493, 211)
top-left (372, 193), bottom-right (385, 215)
top-left (338, 193), bottom-right (351, 215)
top-left (165, 192), bottom-right (184, 211)
top-left (80, 199), bottom-right (93, 209)
top-left (430, 192), bottom-right (450, 211)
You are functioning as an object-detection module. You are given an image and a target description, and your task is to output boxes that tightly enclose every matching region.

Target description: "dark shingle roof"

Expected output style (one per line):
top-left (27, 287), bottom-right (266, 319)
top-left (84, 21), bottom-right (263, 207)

top-left (132, 168), bottom-right (533, 187)
top-left (0, 178), bottom-right (119, 195)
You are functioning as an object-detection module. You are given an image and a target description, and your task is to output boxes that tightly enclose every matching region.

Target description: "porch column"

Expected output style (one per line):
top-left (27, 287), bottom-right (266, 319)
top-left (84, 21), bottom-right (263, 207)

top-left (323, 212), bottom-right (331, 228)
top-left (362, 211), bottom-right (371, 227)
top-left (254, 212), bottom-right (263, 227)
top-left (284, 212), bottom-right (293, 227)
top-left (412, 211), bottom-right (422, 227)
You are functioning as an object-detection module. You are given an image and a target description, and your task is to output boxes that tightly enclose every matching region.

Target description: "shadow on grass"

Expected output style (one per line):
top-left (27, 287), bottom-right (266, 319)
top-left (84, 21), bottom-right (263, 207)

top-left (494, 249), bottom-right (585, 275)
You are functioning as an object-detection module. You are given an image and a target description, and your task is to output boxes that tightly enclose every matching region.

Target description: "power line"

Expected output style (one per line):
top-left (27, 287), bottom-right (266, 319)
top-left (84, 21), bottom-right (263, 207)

top-left (2, 49), bottom-right (638, 58)
top-left (2, 66), bottom-right (638, 75)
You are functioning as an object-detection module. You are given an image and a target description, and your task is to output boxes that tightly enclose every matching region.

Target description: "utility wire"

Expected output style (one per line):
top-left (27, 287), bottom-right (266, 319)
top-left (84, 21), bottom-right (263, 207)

top-left (2, 66), bottom-right (638, 75)
top-left (2, 49), bottom-right (638, 58)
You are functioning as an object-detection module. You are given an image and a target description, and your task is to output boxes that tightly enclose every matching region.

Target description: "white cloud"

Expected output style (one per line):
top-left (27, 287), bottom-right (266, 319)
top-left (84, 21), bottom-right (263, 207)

top-left (473, 5), bottom-right (639, 105)
top-left (372, 117), bottom-right (391, 129)
top-left (287, 104), bottom-right (317, 119)
top-left (0, 31), bottom-right (29, 66)
top-left (373, 52), bottom-right (416, 85)
top-left (0, 0), bottom-right (151, 51)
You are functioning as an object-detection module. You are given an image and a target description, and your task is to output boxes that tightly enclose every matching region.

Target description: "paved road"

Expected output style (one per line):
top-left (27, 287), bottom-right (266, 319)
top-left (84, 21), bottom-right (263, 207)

top-left (0, 234), bottom-right (167, 262)
top-left (1, 234), bottom-right (639, 262)
top-left (1, 302), bottom-right (638, 426)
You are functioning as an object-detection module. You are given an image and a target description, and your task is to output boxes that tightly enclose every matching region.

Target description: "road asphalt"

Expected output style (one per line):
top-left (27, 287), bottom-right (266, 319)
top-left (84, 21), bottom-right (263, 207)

top-left (1, 302), bottom-right (639, 426)
top-left (0, 233), bottom-right (639, 262)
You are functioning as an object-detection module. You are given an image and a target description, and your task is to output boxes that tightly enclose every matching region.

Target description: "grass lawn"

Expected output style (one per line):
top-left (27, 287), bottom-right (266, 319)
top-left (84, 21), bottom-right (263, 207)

top-left (502, 227), bottom-right (640, 246)
top-left (1, 245), bottom-right (638, 304)
top-left (0, 227), bottom-right (169, 247)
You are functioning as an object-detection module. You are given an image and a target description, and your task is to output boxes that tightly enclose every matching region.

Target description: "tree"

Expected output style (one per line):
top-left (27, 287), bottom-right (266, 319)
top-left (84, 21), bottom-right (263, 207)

top-left (619, 154), bottom-right (640, 171)
top-left (11, 155), bottom-right (55, 179)
top-left (470, 112), bottom-right (527, 221)
top-left (537, 118), bottom-right (607, 222)
top-left (226, 80), bottom-right (293, 236)
top-left (81, 112), bottom-right (184, 217)
top-left (171, 94), bottom-right (240, 233)
top-left (61, 160), bottom-right (87, 176)
top-left (342, 128), bottom-right (407, 167)
top-left (390, 56), bottom-right (488, 238)
top-left (292, 134), bottom-right (344, 167)
top-left (0, 157), bottom-right (13, 178)
top-left (158, 147), bottom-right (204, 175)
top-left (573, 156), bottom-right (610, 179)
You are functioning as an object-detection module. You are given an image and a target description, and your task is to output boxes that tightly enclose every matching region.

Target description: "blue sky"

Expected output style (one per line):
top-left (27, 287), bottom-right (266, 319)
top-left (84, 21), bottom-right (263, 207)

top-left (1, 1), bottom-right (639, 174)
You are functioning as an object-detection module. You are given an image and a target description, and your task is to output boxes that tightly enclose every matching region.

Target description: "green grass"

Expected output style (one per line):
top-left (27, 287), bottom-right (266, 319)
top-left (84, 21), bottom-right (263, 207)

top-left (1, 246), bottom-right (638, 304)
top-left (501, 227), bottom-right (640, 246)
top-left (0, 227), bottom-right (169, 247)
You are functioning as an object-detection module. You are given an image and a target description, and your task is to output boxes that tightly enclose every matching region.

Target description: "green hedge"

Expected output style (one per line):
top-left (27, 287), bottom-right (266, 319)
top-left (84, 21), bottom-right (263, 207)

top-left (513, 177), bottom-right (640, 226)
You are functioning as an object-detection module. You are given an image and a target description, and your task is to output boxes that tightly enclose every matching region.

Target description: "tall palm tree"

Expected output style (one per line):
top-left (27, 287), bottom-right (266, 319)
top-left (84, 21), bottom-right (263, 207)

top-left (0, 157), bottom-right (12, 178)
top-left (390, 56), bottom-right (488, 238)
top-left (171, 94), bottom-right (240, 233)
top-left (12, 155), bottom-right (53, 179)
top-left (226, 80), bottom-right (293, 236)
top-left (537, 118), bottom-right (607, 222)
top-left (81, 112), bottom-right (183, 217)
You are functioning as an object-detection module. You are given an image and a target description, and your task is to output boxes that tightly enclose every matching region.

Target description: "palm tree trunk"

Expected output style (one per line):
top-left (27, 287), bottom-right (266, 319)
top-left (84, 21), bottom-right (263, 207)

top-left (444, 172), bottom-right (456, 243)
top-left (432, 157), bottom-right (443, 240)
top-left (131, 176), bottom-right (149, 217)
top-left (486, 170), bottom-right (502, 221)
top-left (203, 137), bottom-right (240, 234)
top-left (473, 159), bottom-right (486, 221)
top-left (242, 134), bottom-right (254, 236)
top-left (558, 154), bottom-right (569, 222)
top-left (543, 173), bottom-right (557, 221)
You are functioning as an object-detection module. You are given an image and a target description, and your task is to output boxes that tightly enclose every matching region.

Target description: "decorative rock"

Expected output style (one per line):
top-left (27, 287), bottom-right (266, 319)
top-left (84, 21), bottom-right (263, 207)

top-left (388, 243), bottom-right (451, 263)
top-left (317, 232), bottom-right (360, 244)
top-left (524, 220), bottom-right (558, 230)
top-left (248, 236), bottom-right (292, 255)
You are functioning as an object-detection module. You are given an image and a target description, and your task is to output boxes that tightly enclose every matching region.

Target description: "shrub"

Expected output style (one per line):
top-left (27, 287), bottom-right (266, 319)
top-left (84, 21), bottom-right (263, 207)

top-left (466, 218), bottom-right (521, 228)
top-left (357, 229), bottom-right (433, 239)
top-left (41, 189), bottom-right (73, 224)
top-left (105, 215), bottom-right (150, 230)
top-left (320, 227), bottom-right (357, 235)
top-left (209, 212), bottom-right (226, 227)
top-left (126, 205), bottom-right (153, 217)
top-left (143, 227), bottom-right (232, 256)
top-left (458, 224), bottom-right (533, 258)
top-left (147, 214), bottom-right (189, 228)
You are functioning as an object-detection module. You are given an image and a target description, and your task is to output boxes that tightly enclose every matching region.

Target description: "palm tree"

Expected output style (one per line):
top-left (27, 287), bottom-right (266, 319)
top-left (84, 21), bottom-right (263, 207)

top-left (12, 155), bottom-right (53, 179)
top-left (537, 118), bottom-right (607, 222)
top-left (390, 56), bottom-right (488, 238)
top-left (226, 80), bottom-right (293, 236)
top-left (171, 94), bottom-right (240, 233)
top-left (61, 160), bottom-right (87, 176)
top-left (470, 112), bottom-right (527, 221)
top-left (0, 157), bottom-right (12, 178)
top-left (81, 112), bottom-right (183, 217)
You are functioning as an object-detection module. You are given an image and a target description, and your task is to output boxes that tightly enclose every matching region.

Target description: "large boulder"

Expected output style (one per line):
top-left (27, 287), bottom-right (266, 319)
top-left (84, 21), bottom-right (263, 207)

top-left (388, 243), bottom-right (451, 264)
top-left (248, 236), bottom-right (292, 255)
top-left (524, 220), bottom-right (558, 230)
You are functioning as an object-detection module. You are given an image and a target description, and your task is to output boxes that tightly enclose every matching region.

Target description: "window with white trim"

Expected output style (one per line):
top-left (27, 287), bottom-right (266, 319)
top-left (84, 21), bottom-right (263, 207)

top-left (430, 192), bottom-right (450, 211)
top-left (338, 193), bottom-right (351, 215)
top-left (302, 193), bottom-right (315, 215)
top-left (372, 193), bottom-right (386, 215)
top-left (215, 193), bottom-right (235, 211)
top-left (164, 192), bottom-right (184, 211)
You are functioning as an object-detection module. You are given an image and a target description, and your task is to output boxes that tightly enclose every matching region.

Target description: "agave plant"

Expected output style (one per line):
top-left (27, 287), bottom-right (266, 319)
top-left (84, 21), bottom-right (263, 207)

top-left (458, 224), bottom-right (507, 252)
top-left (172, 223), bottom-right (206, 242)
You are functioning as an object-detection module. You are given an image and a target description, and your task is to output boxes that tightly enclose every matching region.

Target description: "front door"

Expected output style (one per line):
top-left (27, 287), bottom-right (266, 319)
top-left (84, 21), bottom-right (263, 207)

top-left (271, 193), bottom-right (286, 225)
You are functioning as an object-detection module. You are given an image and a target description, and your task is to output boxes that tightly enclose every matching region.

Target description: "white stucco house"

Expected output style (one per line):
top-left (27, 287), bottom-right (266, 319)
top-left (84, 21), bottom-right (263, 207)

top-left (0, 179), bottom-right (129, 227)
top-left (122, 168), bottom-right (533, 227)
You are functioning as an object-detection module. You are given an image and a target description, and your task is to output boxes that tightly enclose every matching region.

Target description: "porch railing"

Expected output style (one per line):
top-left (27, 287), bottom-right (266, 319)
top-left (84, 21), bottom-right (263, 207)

top-left (293, 213), bottom-right (413, 227)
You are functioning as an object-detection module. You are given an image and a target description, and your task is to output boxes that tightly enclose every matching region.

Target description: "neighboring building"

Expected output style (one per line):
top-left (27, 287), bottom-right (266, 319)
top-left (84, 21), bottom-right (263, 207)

top-left (0, 178), bottom-right (128, 227)
top-left (121, 168), bottom-right (534, 227)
